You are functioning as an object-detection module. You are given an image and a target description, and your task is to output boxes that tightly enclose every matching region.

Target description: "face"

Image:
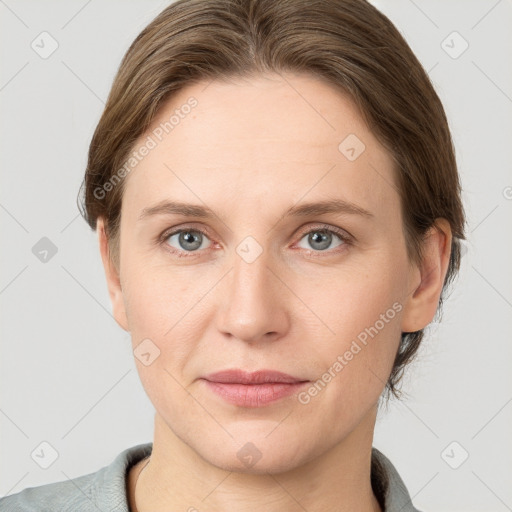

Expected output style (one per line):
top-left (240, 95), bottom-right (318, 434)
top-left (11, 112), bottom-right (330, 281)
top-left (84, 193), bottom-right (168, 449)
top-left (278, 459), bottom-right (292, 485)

top-left (101, 72), bottom-right (432, 473)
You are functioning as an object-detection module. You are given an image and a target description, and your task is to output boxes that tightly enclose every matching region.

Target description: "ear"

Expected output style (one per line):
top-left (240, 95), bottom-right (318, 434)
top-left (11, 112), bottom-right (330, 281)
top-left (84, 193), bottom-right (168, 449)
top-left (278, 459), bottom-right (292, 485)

top-left (401, 218), bottom-right (453, 333)
top-left (97, 217), bottom-right (130, 332)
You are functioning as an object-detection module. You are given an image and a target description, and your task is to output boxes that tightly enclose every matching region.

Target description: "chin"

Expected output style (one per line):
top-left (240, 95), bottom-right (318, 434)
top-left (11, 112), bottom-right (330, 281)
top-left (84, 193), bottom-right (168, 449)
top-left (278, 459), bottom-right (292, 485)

top-left (196, 430), bottom-right (317, 476)
top-left (211, 449), bottom-right (307, 475)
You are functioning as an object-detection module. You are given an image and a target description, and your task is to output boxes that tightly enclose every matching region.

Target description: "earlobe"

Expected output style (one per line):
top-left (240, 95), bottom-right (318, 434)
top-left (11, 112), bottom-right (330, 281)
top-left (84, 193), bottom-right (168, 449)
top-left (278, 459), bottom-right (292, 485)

top-left (400, 219), bottom-right (453, 333)
top-left (97, 218), bottom-right (130, 332)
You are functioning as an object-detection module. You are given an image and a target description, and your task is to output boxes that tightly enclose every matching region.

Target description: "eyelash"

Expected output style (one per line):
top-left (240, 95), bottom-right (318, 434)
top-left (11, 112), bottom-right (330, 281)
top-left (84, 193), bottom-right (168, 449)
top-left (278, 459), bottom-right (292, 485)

top-left (158, 224), bottom-right (353, 259)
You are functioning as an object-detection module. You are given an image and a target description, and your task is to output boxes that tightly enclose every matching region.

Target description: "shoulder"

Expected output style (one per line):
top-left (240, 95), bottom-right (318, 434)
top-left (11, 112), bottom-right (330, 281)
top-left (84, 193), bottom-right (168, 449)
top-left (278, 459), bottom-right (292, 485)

top-left (0, 443), bottom-right (153, 512)
top-left (0, 472), bottom-right (99, 512)
top-left (371, 447), bottom-right (423, 512)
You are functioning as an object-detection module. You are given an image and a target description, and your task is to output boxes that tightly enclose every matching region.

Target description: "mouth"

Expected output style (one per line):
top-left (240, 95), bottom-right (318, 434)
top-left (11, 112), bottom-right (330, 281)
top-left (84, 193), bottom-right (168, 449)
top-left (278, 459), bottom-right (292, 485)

top-left (201, 369), bottom-right (310, 407)
top-left (203, 369), bottom-right (307, 384)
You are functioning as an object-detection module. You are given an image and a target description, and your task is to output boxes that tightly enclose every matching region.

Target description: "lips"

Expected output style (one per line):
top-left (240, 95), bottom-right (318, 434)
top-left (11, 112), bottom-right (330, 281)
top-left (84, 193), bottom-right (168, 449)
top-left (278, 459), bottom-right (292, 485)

top-left (201, 369), bottom-right (310, 407)
top-left (203, 369), bottom-right (307, 385)
top-left (200, 369), bottom-right (309, 407)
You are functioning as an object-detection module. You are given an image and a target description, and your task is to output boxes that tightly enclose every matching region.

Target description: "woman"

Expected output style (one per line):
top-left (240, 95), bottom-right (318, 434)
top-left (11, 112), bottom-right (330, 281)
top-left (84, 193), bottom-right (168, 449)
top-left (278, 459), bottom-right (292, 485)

top-left (1, 0), bottom-right (465, 510)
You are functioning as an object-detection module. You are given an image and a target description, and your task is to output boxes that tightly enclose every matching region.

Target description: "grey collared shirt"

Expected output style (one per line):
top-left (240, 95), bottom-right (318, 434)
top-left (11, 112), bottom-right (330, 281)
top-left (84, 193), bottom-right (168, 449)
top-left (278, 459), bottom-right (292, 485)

top-left (0, 443), bottom-right (422, 511)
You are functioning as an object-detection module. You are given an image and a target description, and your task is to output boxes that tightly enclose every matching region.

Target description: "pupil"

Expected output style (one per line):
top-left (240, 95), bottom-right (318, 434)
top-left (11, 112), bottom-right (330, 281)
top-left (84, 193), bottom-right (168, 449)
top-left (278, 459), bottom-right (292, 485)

top-left (180, 231), bottom-right (201, 250)
top-left (310, 231), bottom-right (330, 250)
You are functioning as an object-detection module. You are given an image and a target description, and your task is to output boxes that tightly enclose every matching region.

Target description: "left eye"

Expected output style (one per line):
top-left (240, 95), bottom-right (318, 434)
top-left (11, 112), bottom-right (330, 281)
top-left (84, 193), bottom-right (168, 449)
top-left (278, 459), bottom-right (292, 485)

top-left (296, 228), bottom-right (347, 252)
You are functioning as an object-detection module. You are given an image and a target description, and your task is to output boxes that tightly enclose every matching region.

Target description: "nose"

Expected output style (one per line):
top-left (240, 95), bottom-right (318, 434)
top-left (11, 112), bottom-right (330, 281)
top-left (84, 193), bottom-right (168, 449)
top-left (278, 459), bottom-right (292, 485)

top-left (216, 247), bottom-right (290, 344)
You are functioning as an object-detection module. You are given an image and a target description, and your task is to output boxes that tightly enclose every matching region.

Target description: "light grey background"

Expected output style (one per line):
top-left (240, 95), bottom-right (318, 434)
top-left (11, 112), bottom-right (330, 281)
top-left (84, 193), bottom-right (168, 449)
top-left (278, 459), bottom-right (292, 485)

top-left (1, 1), bottom-right (511, 510)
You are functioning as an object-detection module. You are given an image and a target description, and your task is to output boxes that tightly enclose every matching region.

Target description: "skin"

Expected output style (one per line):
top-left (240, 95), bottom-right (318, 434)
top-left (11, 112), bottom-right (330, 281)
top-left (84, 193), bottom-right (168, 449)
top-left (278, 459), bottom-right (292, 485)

top-left (98, 72), bottom-right (452, 512)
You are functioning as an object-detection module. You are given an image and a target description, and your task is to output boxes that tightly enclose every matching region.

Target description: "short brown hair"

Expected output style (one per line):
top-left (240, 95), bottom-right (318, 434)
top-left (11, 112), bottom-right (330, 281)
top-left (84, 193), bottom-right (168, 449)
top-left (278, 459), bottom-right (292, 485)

top-left (78, 0), bottom-right (466, 401)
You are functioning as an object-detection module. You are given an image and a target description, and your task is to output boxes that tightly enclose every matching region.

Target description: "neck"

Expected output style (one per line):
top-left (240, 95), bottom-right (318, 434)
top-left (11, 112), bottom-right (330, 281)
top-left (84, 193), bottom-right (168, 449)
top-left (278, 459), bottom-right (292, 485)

top-left (129, 404), bottom-right (382, 512)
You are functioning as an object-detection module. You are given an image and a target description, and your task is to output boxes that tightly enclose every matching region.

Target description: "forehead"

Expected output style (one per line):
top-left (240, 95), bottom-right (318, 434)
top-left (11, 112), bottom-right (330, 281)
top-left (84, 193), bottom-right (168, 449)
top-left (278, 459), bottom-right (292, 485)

top-left (121, 72), bottom-right (398, 224)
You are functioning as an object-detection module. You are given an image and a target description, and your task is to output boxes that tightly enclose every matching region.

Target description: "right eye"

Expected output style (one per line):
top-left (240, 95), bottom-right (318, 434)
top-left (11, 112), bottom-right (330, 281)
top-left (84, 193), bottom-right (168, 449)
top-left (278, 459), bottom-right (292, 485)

top-left (160, 227), bottom-right (213, 257)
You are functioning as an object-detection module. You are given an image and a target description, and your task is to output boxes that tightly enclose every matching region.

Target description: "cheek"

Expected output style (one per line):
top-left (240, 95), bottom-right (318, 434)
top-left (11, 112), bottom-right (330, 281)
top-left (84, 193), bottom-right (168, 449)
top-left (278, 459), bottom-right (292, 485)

top-left (123, 259), bottom-right (191, 336)
top-left (297, 260), bottom-right (405, 393)
top-left (294, 290), bottom-right (403, 426)
top-left (122, 261), bottom-right (209, 389)
top-left (303, 257), bottom-right (404, 339)
top-left (125, 270), bottom-right (197, 410)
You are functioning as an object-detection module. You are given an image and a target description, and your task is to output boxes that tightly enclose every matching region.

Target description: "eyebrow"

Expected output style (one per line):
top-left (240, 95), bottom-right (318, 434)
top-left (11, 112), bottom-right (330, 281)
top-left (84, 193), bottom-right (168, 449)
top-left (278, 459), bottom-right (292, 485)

top-left (138, 198), bottom-right (373, 222)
